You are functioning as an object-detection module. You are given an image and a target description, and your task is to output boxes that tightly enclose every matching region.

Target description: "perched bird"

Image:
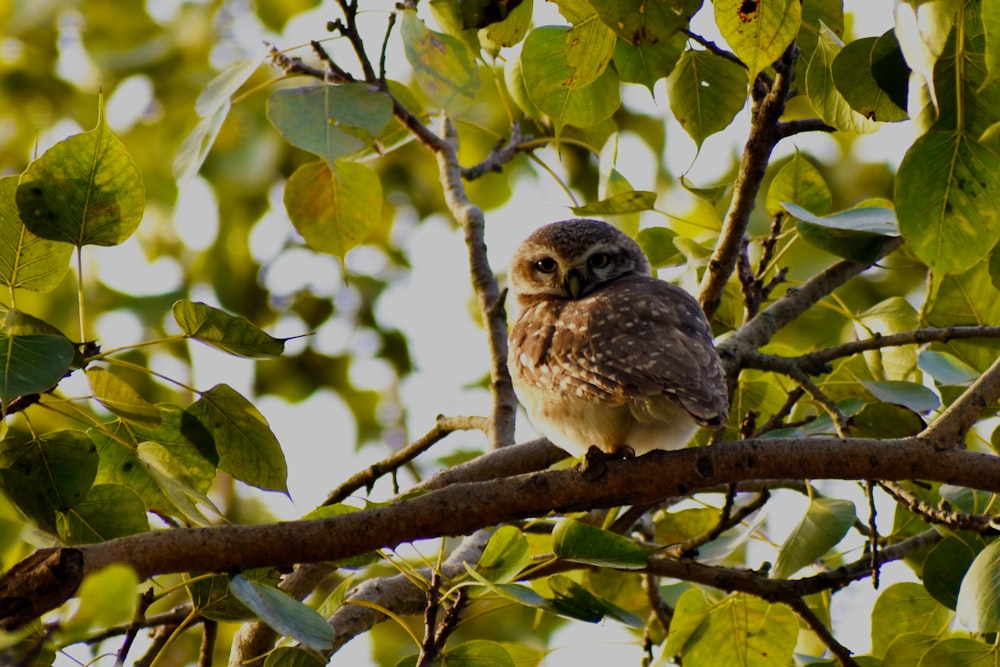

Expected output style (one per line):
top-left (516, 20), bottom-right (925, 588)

top-left (507, 219), bottom-right (728, 461)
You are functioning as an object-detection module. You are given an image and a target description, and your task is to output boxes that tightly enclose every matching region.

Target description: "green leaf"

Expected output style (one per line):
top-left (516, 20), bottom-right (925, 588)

top-left (16, 97), bottom-right (145, 247)
top-left (848, 402), bottom-right (925, 438)
top-left (563, 8), bottom-right (617, 89)
top-left (552, 518), bottom-right (653, 569)
top-left (60, 483), bottom-right (149, 544)
top-left (400, 9), bottom-right (480, 114)
top-left (588, 0), bottom-right (700, 44)
top-left (666, 590), bottom-right (798, 666)
top-left (477, 525), bottom-right (531, 583)
top-left (61, 564), bottom-right (139, 640)
top-left (442, 640), bottom-right (514, 667)
top-left (832, 34), bottom-right (909, 122)
top-left (189, 568), bottom-right (276, 622)
top-left (771, 498), bottom-right (855, 578)
top-left (923, 260), bottom-right (1000, 373)
top-left (546, 574), bottom-right (644, 627)
top-left (283, 160), bottom-right (381, 261)
top-left (0, 176), bottom-right (72, 292)
top-left (636, 227), bottom-right (681, 268)
top-left (924, 532), bottom-right (983, 609)
top-left (805, 24), bottom-right (879, 134)
top-left (263, 647), bottom-right (326, 667)
top-left (896, 131), bottom-right (1000, 275)
top-left (882, 633), bottom-right (937, 667)
top-left (92, 408), bottom-right (218, 522)
top-left (186, 383), bottom-right (288, 494)
top-left (173, 299), bottom-right (285, 359)
top-left (266, 84), bottom-right (393, 166)
top-left (715, 0), bottom-right (800, 83)
top-left (229, 574), bottom-right (335, 652)
top-left (856, 296), bottom-right (920, 382)
top-left (0, 430), bottom-right (97, 512)
top-left (87, 367), bottom-right (161, 427)
top-left (986, 0), bottom-right (1000, 88)
top-left (520, 26), bottom-right (621, 132)
top-left (667, 49), bottom-right (748, 148)
top-left (957, 538), bottom-right (1000, 632)
top-left (478, 0), bottom-right (532, 50)
top-left (861, 381), bottom-right (940, 413)
top-left (569, 191), bottom-right (656, 216)
top-left (894, 0), bottom-right (956, 112)
top-left (0, 324), bottom-right (74, 403)
top-left (918, 350), bottom-right (979, 385)
top-left (918, 638), bottom-right (994, 666)
top-left (783, 202), bottom-right (898, 263)
top-left (0, 468), bottom-right (58, 534)
top-left (765, 154), bottom-right (832, 217)
top-left (871, 582), bottom-right (952, 657)
top-left (612, 33), bottom-right (686, 93)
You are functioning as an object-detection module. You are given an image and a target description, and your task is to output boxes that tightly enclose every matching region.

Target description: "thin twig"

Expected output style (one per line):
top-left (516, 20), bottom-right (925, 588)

top-left (784, 597), bottom-right (859, 666)
top-left (322, 415), bottom-right (490, 506)
top-left (879, 481), bottom-right (998, 533)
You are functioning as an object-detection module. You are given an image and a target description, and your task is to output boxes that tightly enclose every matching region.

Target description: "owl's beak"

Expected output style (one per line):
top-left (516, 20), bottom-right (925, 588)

top-left (564, 269), bottom-right (586, 299)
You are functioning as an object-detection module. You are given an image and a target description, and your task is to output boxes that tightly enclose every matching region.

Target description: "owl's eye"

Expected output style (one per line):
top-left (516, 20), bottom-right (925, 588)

top-left (588, 252), bottom-right (611, 269)
top-left (534, 257), bottom-right (558, 274)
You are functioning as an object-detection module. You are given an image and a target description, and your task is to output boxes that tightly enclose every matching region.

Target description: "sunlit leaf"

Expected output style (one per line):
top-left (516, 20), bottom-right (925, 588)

top-left (17, 97), bottom-right (145, 247)
top-left (894, 0), bottom-right (956, 111)
top-left (896, 131), bottom-right (1000, 275)
top-left (917, 638), bottom-right (994, 666)
top-left (666, 590), bottom-right (798, 665)
top-left (957, 539), bottom-right (1000, 631)
top-left (667, 49), bottom-right (748, 147)
top-left (229, 574), bottom-right (335, 652)
top-left (715, 0), bottom-right (800, 83)
top-left (520, 26), bottom-right (621, 132)
top-left (771, 498), bottom-right (854, 578)
top-left (871, 582), bottom-right (952, 657)
top-left (266, 84), bottom-right (393, 165)
top-left (479, 0), bottom-right (532, 50)
top-left (283, 160), bottom-right (381, 261)
top-left (59, 483), bottom-right (149, 544)
top-left (87, 367), bottom-right (161, 427)
top-left (263, 647), bottom-right (326, 667)
top-left (611, 32), bottom-right (686, 93)
top-left (477, 525), bottom-right (531, 583)
top-left (61, 564), bottom-right (139, 640)
top-left (173, 299), bottom-right (285, 359)
top-left (569, 191), bottom-right (656, 216)
top-left (400, 9), bottom-right (480, 114)
top-left (923, 260), bottom-right (1000, 373)
top-left (564, 7), bottom-right (617, 89)
top-left (186, 384), bottom-right (288, 494)
top-left (805, 23), bottom-right (879, 134)
top-left (442, 640), bottom-right (514, 666)
top-left (0, 176), bottom-right (72, 293)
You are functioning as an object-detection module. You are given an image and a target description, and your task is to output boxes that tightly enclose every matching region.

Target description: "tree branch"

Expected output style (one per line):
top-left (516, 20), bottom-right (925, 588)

top-left (6, 436), bottom-right (1000, 629)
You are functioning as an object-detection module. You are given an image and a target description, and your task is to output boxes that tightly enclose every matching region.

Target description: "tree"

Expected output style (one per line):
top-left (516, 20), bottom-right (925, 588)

top-left (1, 0), bottom-right (999, 664)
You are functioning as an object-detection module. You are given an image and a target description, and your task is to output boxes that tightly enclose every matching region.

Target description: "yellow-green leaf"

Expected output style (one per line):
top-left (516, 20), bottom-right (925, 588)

top-left (805, 23), bottom-right (879, 134)
top-left (400, 9), bottom-right (480, 114)
top-left (186, 384), bottom-right (287, 494)
top-left (87, 367), bottom-right (161, 427)
top-left (283, 160), bottom-right (380, 261)
top-left (173, 299), bottom-right (285, 359)
top-left (0, 176), bottom-right (72, 293)
top-left (59, 483), bottom-right (149, 544)
top-left (16, 97), bottom-right (145, 247)
top-left (715, 0), bottom-right (801, 83)
top-left (667, 49), bottom-right (748, 147)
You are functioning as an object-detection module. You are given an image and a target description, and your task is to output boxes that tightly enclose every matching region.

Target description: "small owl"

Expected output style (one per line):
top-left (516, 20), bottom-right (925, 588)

top-left (507, 219), bottom-right (728, 460)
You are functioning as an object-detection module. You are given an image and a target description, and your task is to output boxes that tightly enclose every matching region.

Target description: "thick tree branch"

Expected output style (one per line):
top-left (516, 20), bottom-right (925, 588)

top-left (5, 436), bottom-right (1000, 629)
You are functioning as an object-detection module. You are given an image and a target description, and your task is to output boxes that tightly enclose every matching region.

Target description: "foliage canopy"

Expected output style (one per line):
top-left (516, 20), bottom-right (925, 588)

top-left (3, 1), bottom-right (1000, 666)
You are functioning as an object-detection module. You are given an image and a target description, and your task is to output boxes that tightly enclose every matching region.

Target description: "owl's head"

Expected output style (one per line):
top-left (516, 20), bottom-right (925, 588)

top-left (508, 219), bottom-right (651, 306)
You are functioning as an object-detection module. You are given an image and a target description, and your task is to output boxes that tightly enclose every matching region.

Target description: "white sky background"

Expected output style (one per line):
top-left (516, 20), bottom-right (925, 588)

top-left (44, 0), bottom-right (928, 664)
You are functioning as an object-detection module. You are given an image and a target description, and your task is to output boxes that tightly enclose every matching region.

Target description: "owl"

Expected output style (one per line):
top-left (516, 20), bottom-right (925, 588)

top-left (507, 219), bottom-right (728, 461)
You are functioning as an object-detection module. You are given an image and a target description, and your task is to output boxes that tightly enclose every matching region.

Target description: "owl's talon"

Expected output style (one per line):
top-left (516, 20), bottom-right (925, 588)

top-left (580, 446), bottom-right (608, 481)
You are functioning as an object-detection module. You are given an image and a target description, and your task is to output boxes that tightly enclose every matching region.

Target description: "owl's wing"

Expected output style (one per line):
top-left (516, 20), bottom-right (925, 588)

top-left (510, 277), bottom-right (728, 426)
